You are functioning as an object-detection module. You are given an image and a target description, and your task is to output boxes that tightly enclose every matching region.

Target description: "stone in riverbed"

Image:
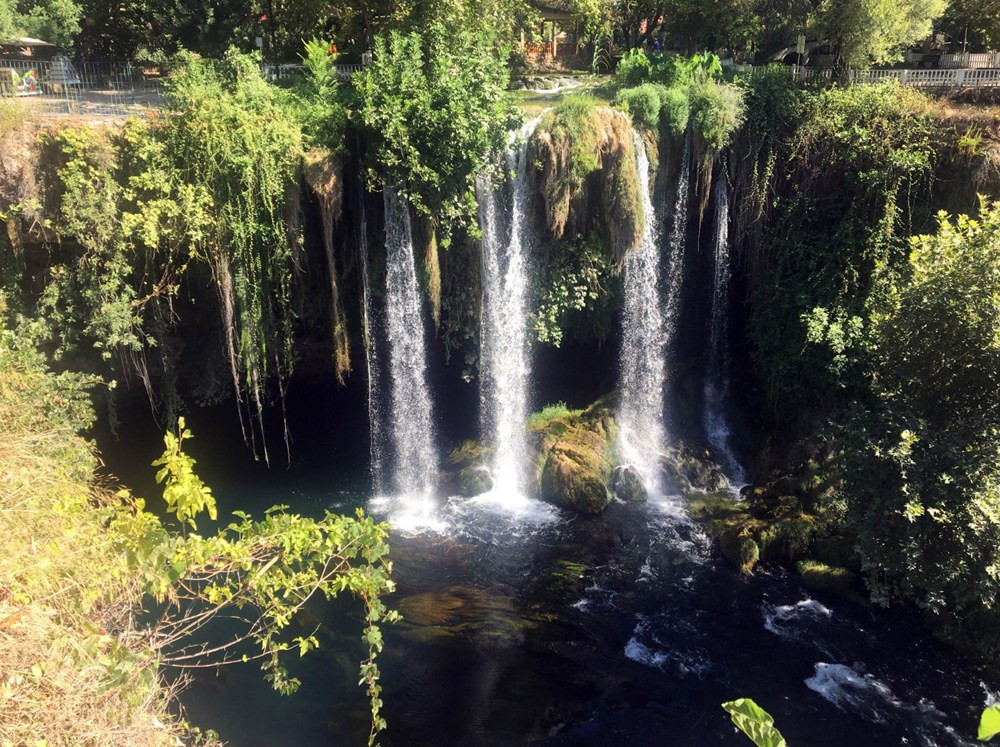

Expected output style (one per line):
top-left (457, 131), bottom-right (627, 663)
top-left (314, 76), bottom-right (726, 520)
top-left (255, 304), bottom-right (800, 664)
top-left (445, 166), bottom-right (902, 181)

top-left (530, 396), bottom-right (617, 515)
top-left (611, 464), bottom-right (647, 502)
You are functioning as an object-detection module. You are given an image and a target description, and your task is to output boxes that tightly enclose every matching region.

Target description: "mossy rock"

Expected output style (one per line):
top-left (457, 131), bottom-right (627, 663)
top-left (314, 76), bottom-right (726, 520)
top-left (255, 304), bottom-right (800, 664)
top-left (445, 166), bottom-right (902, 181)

top-left (611, 464), bottom-right (647, 502)
top-left (547, 559), bottom-right (589, 595)
top-left (456, 466), bottom-right (493, 497)
top-left (444, 440), bottom-right (494, 496)
top-left (448, 439), bottom-right (494, 468)
top-left (758, 515), bottom-right (816, 562)
top-left (663, 443), bottom-right (729, 493)
top-left (540, 441), bottom-right (611, 514)
top-left (796, 560), bottom-right (864, 602)
top-left (531, 395), bottom-right (617, 515)
top-left (719, 528), bottom-right (760, 573)
top-left (812, 535), bottom-right (862, 573)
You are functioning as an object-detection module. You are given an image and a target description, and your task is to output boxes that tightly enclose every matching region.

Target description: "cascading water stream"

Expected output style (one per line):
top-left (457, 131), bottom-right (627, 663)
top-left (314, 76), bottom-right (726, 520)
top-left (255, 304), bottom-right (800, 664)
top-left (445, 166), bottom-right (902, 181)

top-left (703, 176), bottom-right (747, 486)
top-left (382, 187), bottom-right (438, 509)
top-left (476, 117), bottom-right (542, 506)
top-left (663, 134), bottom-right (691, 352)
top-left (356, 190), bottom-right (385, 492)
top-left (617, 129), bottom-right (668, 498)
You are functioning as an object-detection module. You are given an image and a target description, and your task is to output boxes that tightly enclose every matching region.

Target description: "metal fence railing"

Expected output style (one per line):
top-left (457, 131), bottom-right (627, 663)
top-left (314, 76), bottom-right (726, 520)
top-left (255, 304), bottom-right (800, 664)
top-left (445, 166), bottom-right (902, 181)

top-left (262, 62), bottom-right (365, 82)
top-left (741, 64), bottom-right (1000, 88)
top-left (0, 59), bottom-right (164, 119)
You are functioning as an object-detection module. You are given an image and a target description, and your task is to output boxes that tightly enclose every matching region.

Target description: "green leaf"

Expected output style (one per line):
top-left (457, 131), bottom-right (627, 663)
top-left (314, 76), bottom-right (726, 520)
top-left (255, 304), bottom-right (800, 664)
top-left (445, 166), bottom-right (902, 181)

top-left (722, 698), bottom-right (788, 747)
top-left (980, 705), bottom-right (1000, 741)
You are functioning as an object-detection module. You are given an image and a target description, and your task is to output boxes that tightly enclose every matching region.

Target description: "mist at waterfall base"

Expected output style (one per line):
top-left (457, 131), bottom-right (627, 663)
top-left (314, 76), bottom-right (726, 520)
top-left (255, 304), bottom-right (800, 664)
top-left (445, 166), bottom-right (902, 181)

top-left (92, 170), bottom-right (997, 746)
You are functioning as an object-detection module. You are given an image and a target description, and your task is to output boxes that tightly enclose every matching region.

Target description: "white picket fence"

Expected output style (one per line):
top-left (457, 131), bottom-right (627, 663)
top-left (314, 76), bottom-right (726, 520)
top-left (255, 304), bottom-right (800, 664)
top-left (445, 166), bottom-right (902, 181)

top-left (904, 50), bottom-right (1000, 69)
top-left (778, 65), bottom-right (1000, 88)
top-left (850, 67), bottom-right (1000, 87)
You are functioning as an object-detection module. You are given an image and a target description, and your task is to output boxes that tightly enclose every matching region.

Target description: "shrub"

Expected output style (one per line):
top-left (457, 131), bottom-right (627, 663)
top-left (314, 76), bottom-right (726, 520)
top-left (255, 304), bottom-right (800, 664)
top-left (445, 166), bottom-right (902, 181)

top-left (614, 48), bottom-right (652, 88)
top-left (688, 77), bottom-right (746, 154)
top-left (659, 85), bottom-right (690, 138)
top-left (615, 84), bottom-right (661, 131)
top-left (846, 202), bottom-right (1000, 660)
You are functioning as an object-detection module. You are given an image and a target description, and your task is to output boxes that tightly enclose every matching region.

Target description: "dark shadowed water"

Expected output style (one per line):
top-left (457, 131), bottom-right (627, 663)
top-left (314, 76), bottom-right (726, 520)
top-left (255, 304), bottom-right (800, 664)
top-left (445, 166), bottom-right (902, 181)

top-left (97, 383), bottom-right (998, 747)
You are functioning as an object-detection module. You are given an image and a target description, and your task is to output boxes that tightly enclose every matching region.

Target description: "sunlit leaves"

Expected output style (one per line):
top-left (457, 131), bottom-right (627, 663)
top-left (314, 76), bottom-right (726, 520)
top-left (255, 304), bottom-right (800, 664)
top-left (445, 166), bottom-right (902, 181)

top-left (721, 698), bottom-right (788, 747)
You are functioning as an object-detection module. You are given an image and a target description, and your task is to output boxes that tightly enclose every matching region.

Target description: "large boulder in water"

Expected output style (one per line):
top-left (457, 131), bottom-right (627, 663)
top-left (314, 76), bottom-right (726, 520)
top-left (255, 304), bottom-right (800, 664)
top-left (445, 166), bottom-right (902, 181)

top-left (530, 396), bottom-right (617, 514)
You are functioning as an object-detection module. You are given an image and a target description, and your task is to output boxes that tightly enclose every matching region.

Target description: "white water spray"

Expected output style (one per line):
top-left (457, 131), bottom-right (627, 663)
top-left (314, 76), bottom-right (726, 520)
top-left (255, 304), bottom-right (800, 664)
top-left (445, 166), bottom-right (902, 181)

top-left (476, 117), bottom-right (542, 506)
top-left (663, 135), bottom-right (691, 349)
top-left (703, 176), bottom-right (747, 486)
top-left (617, 130), bottom-right (668, 497)
top-left (357, 191), bottom-right (385, 492)
top-left (383, 187), bottom-right (437, 508)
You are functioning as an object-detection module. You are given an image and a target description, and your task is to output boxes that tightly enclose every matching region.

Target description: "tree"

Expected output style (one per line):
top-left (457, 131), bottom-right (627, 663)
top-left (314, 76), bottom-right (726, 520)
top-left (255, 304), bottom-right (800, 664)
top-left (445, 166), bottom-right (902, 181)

top-left (936, 0), bottom-right (1000, 53)
top-left (846, 201), bottom-right (1000, 658)
top-left (0, 0), bottom-right (81, 48)
top-left (816, 0), bottom-right (947, 69)
top-left (357, 24), bottom-right (519, 322)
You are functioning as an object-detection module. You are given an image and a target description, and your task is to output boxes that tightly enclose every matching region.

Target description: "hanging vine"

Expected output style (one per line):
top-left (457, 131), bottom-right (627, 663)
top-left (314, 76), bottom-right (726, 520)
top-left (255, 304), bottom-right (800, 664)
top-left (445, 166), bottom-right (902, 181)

top-left (161, 51), bottom-right (306, 462)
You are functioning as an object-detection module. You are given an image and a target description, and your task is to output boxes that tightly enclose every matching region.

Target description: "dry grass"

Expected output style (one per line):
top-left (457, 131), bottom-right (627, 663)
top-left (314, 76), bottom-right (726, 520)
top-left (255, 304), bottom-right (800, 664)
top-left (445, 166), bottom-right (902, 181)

top-left (0, 342), bottom-right (216, 746)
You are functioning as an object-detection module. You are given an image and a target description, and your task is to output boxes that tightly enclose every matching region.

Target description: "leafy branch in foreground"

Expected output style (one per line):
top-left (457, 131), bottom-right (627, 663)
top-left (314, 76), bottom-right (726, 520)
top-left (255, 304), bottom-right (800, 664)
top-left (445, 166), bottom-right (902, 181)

top-left (722, 698), bottom-right (788, 747)
top-left (113, 418), bottom-right (399, 744)
top-left (981, 704), bottom-right (1000, 741)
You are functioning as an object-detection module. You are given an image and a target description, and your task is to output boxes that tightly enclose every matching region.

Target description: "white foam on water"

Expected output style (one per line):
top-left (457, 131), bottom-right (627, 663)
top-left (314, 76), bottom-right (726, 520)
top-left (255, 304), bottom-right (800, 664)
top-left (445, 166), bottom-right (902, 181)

top-left (763, 598), bottom-right (833, 638)
top-left (805, 662), bottom-right (902, 720)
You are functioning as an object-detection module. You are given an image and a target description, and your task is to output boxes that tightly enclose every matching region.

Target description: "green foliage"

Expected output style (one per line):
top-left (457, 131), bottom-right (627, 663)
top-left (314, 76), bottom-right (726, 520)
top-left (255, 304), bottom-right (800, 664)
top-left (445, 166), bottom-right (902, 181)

top-left (938, 0), bottom-right (1000, 52)
top-left (748, 83), bottom-right (939, 412)
top-left (38, 119), bottom-right (213, 391)
top-left (614, 48), bottom-right (653, 88)
top-left (152, 417), bottom-right (216, 529)
top-left (291, 38), bottom-right (349, 150)
top-left (357, 24), bottom-right (520, 245)
top-left (816, 0), bottom-right (947, 68)
top-left (1, 0), bottom-right (82, 47)
top-left (688, 76), bottom-right (746, 154)
top-left (981, 704), bottom-right (1000, 742)
top-left (0, 318), bottom-right (398, 744)
top-left (161, 50), bottom-right (308, 454)
top-left (721, 698), bottom-right (788, 747)
top-left (528, 401), bottom-right (579, 427)
top-left (615, 84), bottom-right (661, 131)
top-left (659, 86), bottom-right (690, 138)
top-left (533, 233), bottom-right (618, 347)
top-left (540, 95), bottom-right (604, 191)
top-left (845, 204), bottom-right (1000, 658)
top-left (614, 49), bottom-right (724, 90)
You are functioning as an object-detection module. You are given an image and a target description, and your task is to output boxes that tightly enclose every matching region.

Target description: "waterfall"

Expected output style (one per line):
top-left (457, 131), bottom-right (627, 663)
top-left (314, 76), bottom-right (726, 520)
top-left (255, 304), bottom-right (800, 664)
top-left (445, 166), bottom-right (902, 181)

top-left (477, 117), bottom-right (541, 503)
top-left (357, 190), bottom-right (385, 492)
top-left (383, 187), bottom-right (437, 504)
top-left (617, 130), bottom-right (667, 497)
top-left (703, 176), bottom-right (747, 486)
top-left (663, 134), bottom-right (691, 349)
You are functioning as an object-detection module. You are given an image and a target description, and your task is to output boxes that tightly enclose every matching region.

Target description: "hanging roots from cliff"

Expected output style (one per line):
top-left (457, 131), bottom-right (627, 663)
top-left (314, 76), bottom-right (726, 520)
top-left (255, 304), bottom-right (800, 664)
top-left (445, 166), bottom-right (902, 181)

top-left (304, 148), bottom-right (351, 385)
top-left (529, 100), bottom-right (645, 263)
